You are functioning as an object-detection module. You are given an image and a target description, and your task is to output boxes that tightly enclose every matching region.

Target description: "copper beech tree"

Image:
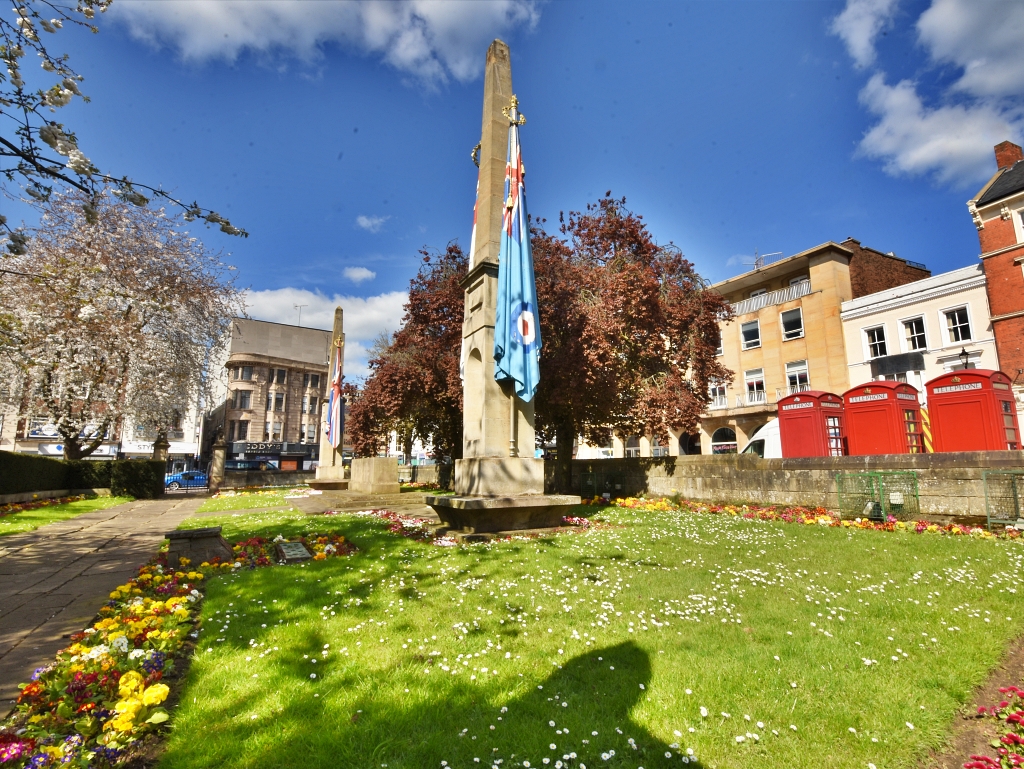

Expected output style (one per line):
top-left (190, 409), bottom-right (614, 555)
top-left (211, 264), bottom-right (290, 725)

top-left (347, 243), bottom-right (466, 462)
top-left (348, 195), bottom-right (731, 492)
top-left (0, 189), bottom-right (244, 458)
top-left (533, 195), bottom-right (732, 491)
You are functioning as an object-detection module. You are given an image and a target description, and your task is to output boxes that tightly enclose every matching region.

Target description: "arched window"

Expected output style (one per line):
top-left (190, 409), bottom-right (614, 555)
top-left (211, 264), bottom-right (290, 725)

top-left (651, 436), bottom-right (669, 458)
top-left (711, 427), bottom-right (738, 454)
top-left (625, 435), bottom-right (641, 458)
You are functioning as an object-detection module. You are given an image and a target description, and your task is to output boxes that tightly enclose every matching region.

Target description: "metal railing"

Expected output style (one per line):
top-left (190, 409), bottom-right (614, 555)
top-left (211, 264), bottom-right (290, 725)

top-left (776, 384), bottom-right (811, 399)
top-left (837, 471), bottom-right (920, 521)
top-left (983, 470), bottom-right (1024, 531)
top-left (738, 391), bottom-right (770, 408)
top-left (710, 394), bottom-right (729, 409)
top-left (753, 251), bottom-right (785, 270)
top-left (730, 279), bottom-right (813, 317)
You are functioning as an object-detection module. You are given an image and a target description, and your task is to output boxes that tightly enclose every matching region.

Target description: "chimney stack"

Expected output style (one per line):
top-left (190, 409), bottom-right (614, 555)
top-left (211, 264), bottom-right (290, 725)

top-left (994, 140), bottom-right (1023, 170)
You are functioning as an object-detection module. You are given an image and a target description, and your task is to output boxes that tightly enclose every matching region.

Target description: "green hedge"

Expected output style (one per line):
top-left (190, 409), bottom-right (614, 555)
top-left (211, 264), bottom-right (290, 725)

top-left (111, 461), bottom-right (165, 499)
top-left (0, 451), bottom-right (165, 499)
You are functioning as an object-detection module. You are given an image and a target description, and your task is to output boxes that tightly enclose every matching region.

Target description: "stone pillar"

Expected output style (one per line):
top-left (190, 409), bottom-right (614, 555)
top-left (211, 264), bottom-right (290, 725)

top-left (152, 432), bottom-right (169, 462)
top-left (313, 307), bottom-right (348, 488)
top-left (209, 433), bottom-right (226, 493)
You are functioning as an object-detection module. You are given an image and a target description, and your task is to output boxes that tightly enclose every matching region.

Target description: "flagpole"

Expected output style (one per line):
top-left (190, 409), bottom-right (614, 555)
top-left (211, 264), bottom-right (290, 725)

top-left (510, 393), bottom-right (517, 457)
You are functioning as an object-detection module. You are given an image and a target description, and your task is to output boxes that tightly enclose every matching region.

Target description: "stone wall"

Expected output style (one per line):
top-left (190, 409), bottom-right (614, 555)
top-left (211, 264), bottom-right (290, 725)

top-left (221, 470), bottom-right (315, 489)
top-left (549, 452), bottom-right (1024, 521)
top-left (397, 465), bottom-right (440, 484)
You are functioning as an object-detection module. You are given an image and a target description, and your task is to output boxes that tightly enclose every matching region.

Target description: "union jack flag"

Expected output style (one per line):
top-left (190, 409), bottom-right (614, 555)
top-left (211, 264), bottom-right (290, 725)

top-left (326, 342), bottom-right (344, 449)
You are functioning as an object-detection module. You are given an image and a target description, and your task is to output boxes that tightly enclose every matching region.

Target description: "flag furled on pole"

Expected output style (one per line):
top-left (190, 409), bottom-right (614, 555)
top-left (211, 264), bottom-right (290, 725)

top-left (493, 97), bottom-right (541, 401)
top-left (326, 342), bottom-right (344, 449)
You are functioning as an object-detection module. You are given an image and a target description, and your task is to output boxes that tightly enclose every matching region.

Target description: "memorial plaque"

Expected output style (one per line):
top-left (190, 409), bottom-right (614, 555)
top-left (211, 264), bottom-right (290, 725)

top-left (276, 541), bottom-right (313, 563)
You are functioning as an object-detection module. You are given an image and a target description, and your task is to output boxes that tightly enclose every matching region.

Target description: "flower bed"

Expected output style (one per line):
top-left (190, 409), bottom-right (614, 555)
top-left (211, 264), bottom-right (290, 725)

top-left (612, 497), bottom-right (1022, 540)
top-left (0, 495), bottom-right (88, 518)
top-left (0, 532), bottom-right (356, 767)
top-left (963, 687), bottom-right (1024, 768)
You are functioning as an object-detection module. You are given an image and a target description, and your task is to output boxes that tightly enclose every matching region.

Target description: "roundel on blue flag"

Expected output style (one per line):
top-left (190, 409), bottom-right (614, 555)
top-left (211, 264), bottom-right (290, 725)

top-left (511, 301), bottom-right (538, 352)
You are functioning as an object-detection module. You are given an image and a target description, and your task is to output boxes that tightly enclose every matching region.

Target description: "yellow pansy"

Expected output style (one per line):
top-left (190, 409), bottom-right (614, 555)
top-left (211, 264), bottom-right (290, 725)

top-left (118, 670), bottom-right (145, 697)
top-left (142, 682), bottom-right (170, 706)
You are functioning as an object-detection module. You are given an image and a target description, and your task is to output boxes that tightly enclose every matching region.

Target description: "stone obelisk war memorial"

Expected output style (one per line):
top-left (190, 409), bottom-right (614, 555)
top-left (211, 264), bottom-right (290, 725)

top-left (426, 40), bottom-right (580, 535)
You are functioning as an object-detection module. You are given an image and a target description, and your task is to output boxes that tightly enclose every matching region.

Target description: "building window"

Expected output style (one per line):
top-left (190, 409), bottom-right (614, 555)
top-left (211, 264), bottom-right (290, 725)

top-left (903, 317), bottom-right (927, 351)
top-left (233, 390), bottom-right (251, 410)
top-left (264, 421), bottom-right (271, 441)
top-left (237, 420), bottom-right (249, 441)
top-left (865, 326), bottom-right (887, 358)
top-left (307, 423), bottom-right (316, 442)
top-left (227, 421), bottom-right (236, 442)
top-left (265, 393), bottom-right (273, 412)
top-left (276, 368), bottom-right (287, 384)
top-left (711, 427), bottom-right (737, 454)
top-left (272, 422), bottom-right (282, 441)
top-left (745, 368), bottom-right (766, 405)
top-left (789, 275), bottom-right (809, 286)
top-left (741, 320), bottom-right (761, 350)
top-left (231, 367), bottom-right (238, 381)
top-left (241, 366), bottom-right (253, 381)
top-left (715, 335), bottom-right (723, 356)
top-left (749, 288), bottom-right (767, 299)
top-left (274, 393), bottom-right (284, 412)
top-left (780, 308), bottom-right (803, 340)
top-left (786, 360), bottom-right (809, 394)
top-left (309, 396), bottom-right (318, 413)
top-left (302, 395), bottom-right (308, 414)
top-left (944, 307), bottom-right (972, 343)
top-left (709, 383), bottom-right (728, 409)
top-left (310, 374), bottom-right (320, 389)
top-left (651, 438), bottom-right (669, 458)
top-left (624, 435), bottom-right (641, 458)
top-left (303, 373), bottom-right (310, 388)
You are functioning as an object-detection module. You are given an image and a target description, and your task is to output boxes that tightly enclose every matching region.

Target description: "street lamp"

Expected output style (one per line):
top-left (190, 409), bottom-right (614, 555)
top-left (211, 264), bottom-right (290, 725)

top-left (958, 347), bottom-right (970, 369)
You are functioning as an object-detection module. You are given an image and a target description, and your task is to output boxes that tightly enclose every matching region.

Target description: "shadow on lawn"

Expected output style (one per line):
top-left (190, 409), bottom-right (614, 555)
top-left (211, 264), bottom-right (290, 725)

top-left (161, 642), bottom-right (697, 769)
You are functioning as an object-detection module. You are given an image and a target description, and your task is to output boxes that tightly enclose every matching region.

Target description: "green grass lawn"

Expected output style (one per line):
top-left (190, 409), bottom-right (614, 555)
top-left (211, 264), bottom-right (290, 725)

top-left (160, 505), bottom-right (1024, 769)
top-left (0, 495), bottom-right (131, 536)
top-left (196, 489), bottom-right (309, 514)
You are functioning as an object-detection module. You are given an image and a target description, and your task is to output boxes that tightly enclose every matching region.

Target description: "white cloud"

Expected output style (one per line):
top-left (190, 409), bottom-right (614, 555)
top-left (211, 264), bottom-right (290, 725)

top-left (838, 0), bottom-right (1024, 186)
top-left (112, 0), bottom-right (539, 83)
top-left (857, 74), bottom-right (1016, 186)
top-left (917, 0), bottom-right (1024, 100)
top-left (356, 215), bottom-right (389, 233)
top-left (830, 0), bottom-right (899, 69)
top-left (343, 266), bottom-right (377, 283)
top-left (244, 287), bottom-right (407, 378)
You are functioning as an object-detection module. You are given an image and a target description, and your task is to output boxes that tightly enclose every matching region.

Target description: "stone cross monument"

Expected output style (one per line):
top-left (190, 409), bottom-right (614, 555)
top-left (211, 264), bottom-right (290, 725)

top-left (426, 40), bottom-right (580, 534)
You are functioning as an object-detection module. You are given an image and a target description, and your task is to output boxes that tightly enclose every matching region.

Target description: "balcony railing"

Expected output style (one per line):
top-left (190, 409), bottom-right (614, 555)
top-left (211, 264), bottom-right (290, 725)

top-left (710, 394), bottom-right (729, 409)
top-left (730, 279), bottom-right (813, 317)
top-left (776, 383), bottom-right (811, 399)
top-left (738, 390), bottom-right (771, 408)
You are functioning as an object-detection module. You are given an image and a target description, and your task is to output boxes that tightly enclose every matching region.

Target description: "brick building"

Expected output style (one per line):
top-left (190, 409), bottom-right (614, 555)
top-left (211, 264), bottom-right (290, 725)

top-left (968, 140), bottom-right (1024, 407)
top-left (207, 318), bottom-right (334, 471)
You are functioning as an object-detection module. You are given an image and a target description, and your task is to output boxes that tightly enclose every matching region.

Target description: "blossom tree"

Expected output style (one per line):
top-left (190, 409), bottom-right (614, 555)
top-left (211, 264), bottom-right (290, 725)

top-left (0, 188), bottom-right (244, 458)
top-left (0, 0), bottom-right (245, 256)
top-left (533, 195), bottom-right (733, 491)
top-left (347, 243), bottom-right (466, 463)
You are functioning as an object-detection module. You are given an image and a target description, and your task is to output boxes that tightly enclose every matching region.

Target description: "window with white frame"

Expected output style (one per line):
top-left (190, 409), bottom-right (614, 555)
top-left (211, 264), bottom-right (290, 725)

top-left (944, 306), bottom-right (972, 343)
top-left (865, 326), bottom-right (887, 358)
top-left (780, 308), bottom-right (803, 340)
top-left (624, 435), bottom-right (641, 458)
top-left (785, 360), bottom-right (809, 394)
top-left (745, 368), bottom-right (766, 405)
top-left (741, 320), bottom-right (761, 350)
top-left (749, 288), bottom-right (767, 299)
top-left (789, 275), bottom-right (809, 286)
top-left (709, 382), bottom-right (728, 409)
top-left (651, 437), bottom-right (669, 457)
top-left (903, 317), bottom-right (927, 351)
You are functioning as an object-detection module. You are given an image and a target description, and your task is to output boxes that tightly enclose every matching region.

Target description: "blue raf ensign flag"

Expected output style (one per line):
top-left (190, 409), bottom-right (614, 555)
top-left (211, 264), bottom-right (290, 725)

top-left (493, 100), bottom-right (541, 401)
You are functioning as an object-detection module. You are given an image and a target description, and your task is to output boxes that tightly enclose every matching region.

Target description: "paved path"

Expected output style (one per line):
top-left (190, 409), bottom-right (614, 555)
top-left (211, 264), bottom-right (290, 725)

top-left (0, 496), bottom-right (205, 712)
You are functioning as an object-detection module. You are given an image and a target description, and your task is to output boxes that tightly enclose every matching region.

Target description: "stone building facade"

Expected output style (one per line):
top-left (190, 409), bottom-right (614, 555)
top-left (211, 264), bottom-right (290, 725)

top-left (968, 140), bottom-right (1024, 409)
top-left (208, 319), bottom-right (332, 471)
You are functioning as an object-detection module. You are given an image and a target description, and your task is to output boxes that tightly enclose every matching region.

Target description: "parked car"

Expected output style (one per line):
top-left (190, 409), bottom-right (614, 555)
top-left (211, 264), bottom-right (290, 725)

top-left (165, 471), bottom-right (208, 490)
top-left (740, 419), bottom-right (782, 458)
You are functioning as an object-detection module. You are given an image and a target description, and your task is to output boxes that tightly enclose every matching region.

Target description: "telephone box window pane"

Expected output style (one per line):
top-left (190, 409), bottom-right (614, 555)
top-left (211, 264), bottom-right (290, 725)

top-left (866, 326), bottom-right (887, 358)
top-left (741, 321), bottom-right (761, 350)
top-left (1002, 401), bottom-right (1013, 414)
top-left (903, 318), bottom-right (927, 350)
top-left (904, 409), bottom-right (923, 453)
top-left (945, 307), bottom-right (971, 342)
top-left (781, 308), bottom-right (803, 340)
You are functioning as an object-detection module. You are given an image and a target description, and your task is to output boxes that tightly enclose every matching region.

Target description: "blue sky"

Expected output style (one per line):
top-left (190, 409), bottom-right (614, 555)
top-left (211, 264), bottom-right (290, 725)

top-left (6, 0), bottom-right (1024, 377)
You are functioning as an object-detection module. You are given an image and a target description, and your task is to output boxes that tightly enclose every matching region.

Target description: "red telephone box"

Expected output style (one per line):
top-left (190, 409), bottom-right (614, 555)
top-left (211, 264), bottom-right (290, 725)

top-left (926, 370), bottom-right (1021, 451)
top-left (843, 381), bottom-right (926, 456)
top-left (777, 391), bottom-right (846, 457)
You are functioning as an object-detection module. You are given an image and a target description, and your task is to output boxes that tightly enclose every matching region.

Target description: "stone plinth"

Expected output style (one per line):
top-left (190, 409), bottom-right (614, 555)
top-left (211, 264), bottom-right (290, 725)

top-left (310, 462), bottom-right (349, 490)
top-left (166, 526), bottom-right (234, 565)
top-left (425, 493), bottom-right (580, 534)
top-left (350, 457), bottom-right (400, 495)
top-left (455, 457), bottom-right (544, 496)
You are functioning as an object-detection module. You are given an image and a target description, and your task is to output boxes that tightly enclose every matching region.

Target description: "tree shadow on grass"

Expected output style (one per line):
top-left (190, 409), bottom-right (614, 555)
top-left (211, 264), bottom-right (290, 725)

top-left (160, 640), bottom-right (701, 769)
